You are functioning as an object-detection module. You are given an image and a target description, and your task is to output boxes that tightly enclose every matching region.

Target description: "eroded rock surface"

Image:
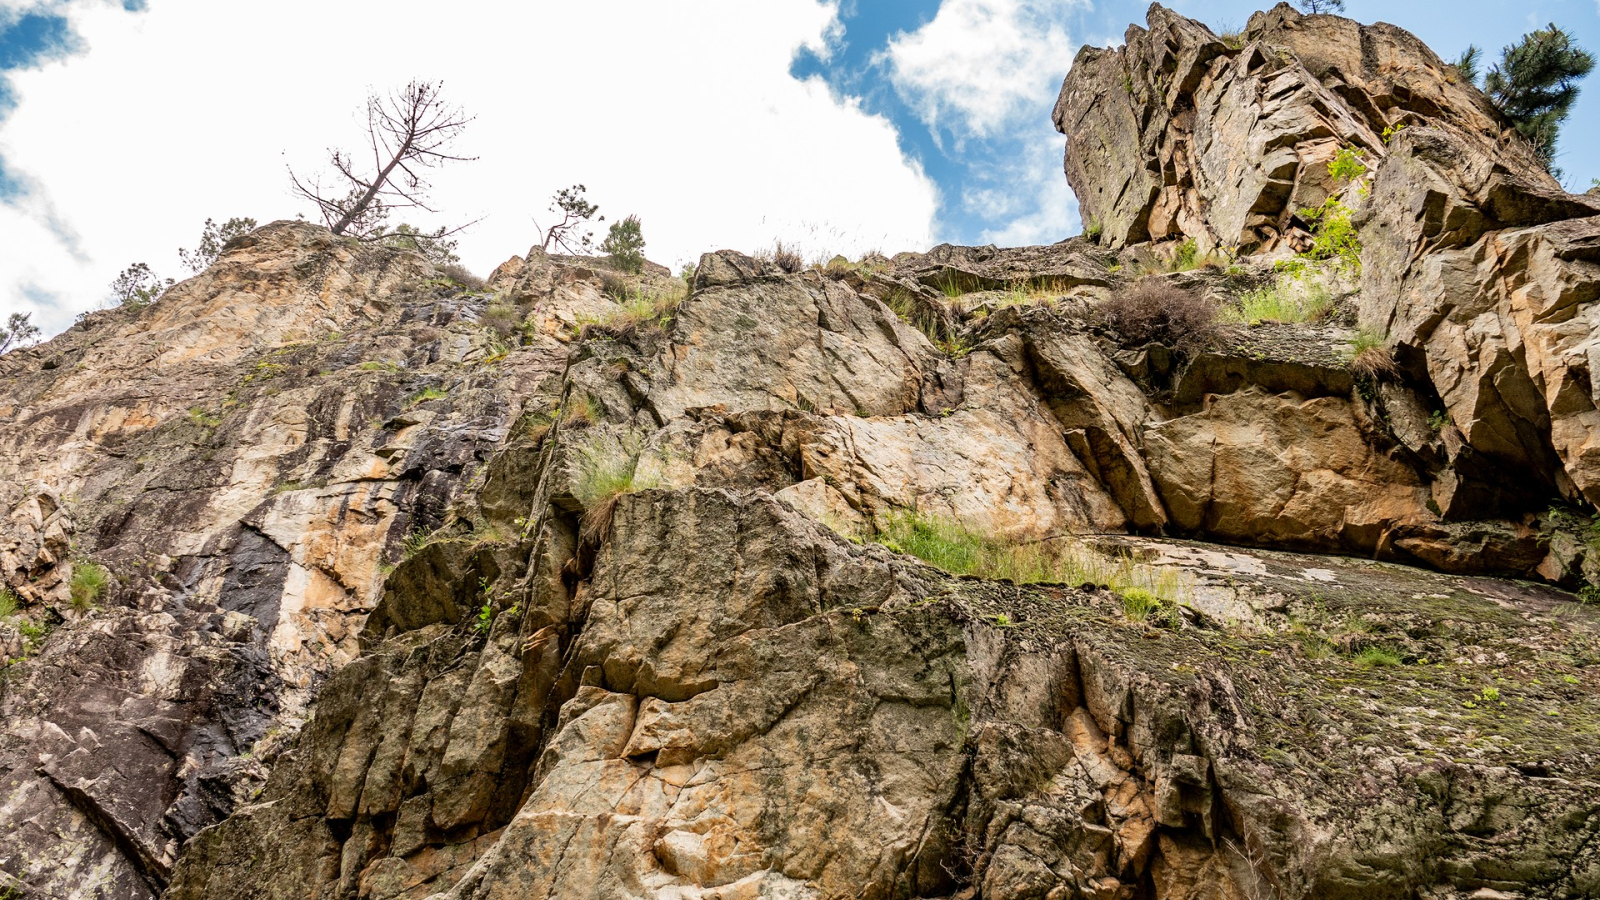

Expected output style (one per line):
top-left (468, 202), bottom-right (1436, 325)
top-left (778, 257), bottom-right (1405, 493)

top-left (3, 3), bottom-right (1600, 899)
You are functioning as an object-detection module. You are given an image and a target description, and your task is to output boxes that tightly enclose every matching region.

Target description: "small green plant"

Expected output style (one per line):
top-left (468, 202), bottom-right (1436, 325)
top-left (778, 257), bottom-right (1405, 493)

top-left (934, 274), bottom-right (966, 299)
top-left (1297, 197), bottom-right (1362, 272)
top-left (1428, 409), bottom-right (1452, 431)
top-left (1381, 123), bottom-right (1407, 144)
top-left (187, 407), bottom-right (222, 428)
top-left (70, 561), bottom-right (109, 612)
top-left (476, 599), bottom-right (494, 634)
top-left (1083, 219), bottom-right (1104, 243)
top-left (1355, 646), bottom-right (1403, 667)
top-left (580, 284), bottom-right (684, 339)
top-left (0, 588), bottom-right (18, 620)
top-left (401, 528), bottom-right (438, 560)
top-left (1327, 147), bottom-right (1368, 183)
top-left (1481, 686), bottom-right (1502, 703)
top-left (357, 361), bottom-right (401, 372)
top-left (1119, 587), bottom-right (1163, 622)
top-left (1173, 238), bottom-right (1200, 272)
top-left (600, 215), bottom-right (647, 274)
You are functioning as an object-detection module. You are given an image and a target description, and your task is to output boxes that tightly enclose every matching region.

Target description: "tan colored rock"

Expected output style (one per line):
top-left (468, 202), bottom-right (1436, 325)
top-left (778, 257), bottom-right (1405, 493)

top-left (1145, 389), bottom-right (1433, 552)
top-left (1359, 126), bottom-right (1600, 506)
top-left (800, 338), bottom-right (1128, 538)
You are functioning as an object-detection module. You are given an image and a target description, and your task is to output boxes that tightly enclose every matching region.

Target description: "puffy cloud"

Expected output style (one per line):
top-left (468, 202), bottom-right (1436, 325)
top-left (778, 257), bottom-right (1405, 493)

top-left (879, 0), bottom-right (1085, 140)
top-left (971, 132), bottom-right (1077, 246)
top-left (0, 0), bottom-right (937, 335)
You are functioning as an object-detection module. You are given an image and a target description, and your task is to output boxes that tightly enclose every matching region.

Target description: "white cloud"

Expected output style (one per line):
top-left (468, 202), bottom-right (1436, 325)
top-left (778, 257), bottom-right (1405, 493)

top-left (0, 0), bottom-right (938, 336)
top-left (970, 132), bottom-right (1077, 246)
top-left (879, 0), bottom-right (1084, 140)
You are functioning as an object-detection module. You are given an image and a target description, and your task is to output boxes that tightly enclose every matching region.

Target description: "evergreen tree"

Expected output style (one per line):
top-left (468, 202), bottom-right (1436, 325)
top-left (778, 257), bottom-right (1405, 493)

top-left (1484, 25), bottom-right (1595, 173)
top-left (0, 312), bottom-right (41, 354)
top-left (601, 215), bottom-right (646, 274)
top-left (1451, 45), bottom-right (1482, 85)
top-left (1295, 0), bottom-right (1345, 13)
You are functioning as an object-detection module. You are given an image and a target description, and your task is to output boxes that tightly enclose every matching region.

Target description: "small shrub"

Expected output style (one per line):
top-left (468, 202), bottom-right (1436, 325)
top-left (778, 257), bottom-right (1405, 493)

top-left (70, 562), bottom-right (109, 612)
top-left (1083, 220), bottom-right (1104, 243)
top-left (438, 263), bottom-right (485, 292)
top-left (581, 285), bottom-right (684, 340)
top-left (1297, 198), bottom-right (1361, 272)
top-left (187, 407), bottom-right (222, 428)
top-left (571, 430), bottom-right (659, 545)
top-left (601, 215), bottom-right (647, 274)
top-left (1327, 147), bottom-right (1368, 183)
top-left (1428, 409), bottom-right (1452, 432)
top-left (1098, 280), bottom-right (1221, 353)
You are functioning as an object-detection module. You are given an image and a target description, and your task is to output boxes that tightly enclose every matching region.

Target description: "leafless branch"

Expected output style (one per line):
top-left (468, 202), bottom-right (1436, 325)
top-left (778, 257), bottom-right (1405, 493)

top-left (288, 79), bottom-right (476, 238)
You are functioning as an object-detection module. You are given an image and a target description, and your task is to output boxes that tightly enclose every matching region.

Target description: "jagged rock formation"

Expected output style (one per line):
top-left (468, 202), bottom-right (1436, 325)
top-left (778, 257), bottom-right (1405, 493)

top-left (2, 4), bottom-right (1600, 900)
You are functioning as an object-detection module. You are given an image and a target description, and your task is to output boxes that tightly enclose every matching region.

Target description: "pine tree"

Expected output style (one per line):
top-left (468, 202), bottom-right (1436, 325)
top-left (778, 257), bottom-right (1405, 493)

top-left (1484, 25), bottom-right (1595, 173)
top-left (1295, 0), bottom-right (1345, 14)
top-left (601, 216), bottom-right (646, 274)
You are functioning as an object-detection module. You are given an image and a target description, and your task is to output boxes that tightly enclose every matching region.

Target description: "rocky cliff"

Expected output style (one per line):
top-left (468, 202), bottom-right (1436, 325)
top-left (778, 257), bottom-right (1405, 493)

top-left (2, 3), bottom-right (1600, 899)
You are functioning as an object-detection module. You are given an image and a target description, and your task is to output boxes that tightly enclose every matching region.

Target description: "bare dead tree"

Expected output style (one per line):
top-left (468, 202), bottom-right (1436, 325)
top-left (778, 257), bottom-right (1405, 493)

top-left (290, 80), bottom-right (475, 238)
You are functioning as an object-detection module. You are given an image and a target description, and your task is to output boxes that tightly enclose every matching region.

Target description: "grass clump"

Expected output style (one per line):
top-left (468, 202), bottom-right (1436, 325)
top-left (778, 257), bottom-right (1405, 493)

top-left (1098, 280), bottom-right (1221, 353)
top-left (70, 561), bottom-right (109, 612)
top-left (561, 393), bottom-right (598, 429)
top-left (0, 588), bottom-right (18, 620)
top-left (870, 512), bottom-right (1192, 620)
top-left (581, 284), bottom-right (684, 340)
top-left (1221, 280), bottom-right (1334, 325)
top-left (1355, 646), bottom-right (1403, 667)
top-left (406, 385), bottom-right (448, 407)
top-left (1345, 328), bottom-right (1400, 381)
top-left (571, 430), bottom-right (659, 546)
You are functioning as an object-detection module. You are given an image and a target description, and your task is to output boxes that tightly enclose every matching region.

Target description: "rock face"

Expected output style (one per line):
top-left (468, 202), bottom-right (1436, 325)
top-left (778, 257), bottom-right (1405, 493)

top-left (3, 3), bottom-right (1600, 899)
top-left (1055, 3), bottom-right (1551, 253)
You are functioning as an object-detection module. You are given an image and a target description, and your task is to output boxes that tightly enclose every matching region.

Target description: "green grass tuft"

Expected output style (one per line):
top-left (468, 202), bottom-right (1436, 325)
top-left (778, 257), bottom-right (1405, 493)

top-left (870, 512), bottom-right (1192, 619)
top-left (0, 587), bottom-right (18, 620)
top-left (1355, 646), bottom-right (1403, 667)
top-left (70, 561), bottom-right (108, 612)
top-left (571, 430), bottom-right (660, 545)
top-left (1221, 281), bottom-right (1333, 324)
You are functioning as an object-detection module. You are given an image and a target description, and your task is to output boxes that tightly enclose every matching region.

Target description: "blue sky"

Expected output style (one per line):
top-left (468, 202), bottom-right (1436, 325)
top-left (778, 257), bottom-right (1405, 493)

top-left (1, 0), bottom-right (1597, 337)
